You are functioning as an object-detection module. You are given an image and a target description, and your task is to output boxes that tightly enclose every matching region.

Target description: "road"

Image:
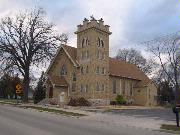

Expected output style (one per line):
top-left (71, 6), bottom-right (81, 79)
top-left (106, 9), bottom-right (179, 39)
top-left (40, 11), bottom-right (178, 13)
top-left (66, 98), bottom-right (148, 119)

top-left (0, 105), bottom-right (174, 135)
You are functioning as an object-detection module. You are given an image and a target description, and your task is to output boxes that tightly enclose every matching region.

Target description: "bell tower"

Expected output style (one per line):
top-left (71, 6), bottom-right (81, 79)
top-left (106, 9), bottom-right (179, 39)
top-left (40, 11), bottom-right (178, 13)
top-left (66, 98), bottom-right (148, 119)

top-left (75, 16), bottom-right (112, 100)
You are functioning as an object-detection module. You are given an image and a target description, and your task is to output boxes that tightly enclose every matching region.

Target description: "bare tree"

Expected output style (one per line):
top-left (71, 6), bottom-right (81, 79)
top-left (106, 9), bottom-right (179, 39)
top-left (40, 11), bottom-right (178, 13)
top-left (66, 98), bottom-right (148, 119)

top-left (147, 34), bottom-right (180, 105)
top-left (115, 48), bottom-right (158, 75)
top-left (0, 8), bottom-right (68, 102)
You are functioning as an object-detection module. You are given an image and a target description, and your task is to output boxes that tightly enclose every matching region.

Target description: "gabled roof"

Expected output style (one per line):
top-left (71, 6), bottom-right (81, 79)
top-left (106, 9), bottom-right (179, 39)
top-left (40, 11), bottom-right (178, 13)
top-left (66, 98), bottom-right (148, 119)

top-left (48, 76), bottom-right (68, 87)
top-left (63, 45), bottom-right (79, 66)
top-left (109, 58), bottom-right (151, 86)
top-left (46, 45), bottom-right (79, 74)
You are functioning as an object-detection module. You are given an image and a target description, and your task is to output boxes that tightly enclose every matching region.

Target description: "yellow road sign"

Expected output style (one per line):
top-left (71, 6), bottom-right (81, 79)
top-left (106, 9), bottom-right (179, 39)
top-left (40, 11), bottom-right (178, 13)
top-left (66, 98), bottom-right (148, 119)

top-left (16, 84), bottom-right (22, 94)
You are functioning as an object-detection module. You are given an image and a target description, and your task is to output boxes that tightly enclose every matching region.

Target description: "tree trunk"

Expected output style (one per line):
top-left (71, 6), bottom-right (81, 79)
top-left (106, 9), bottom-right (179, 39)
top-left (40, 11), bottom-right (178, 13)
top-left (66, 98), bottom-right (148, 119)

top-left (176, 85), bottom-right (180, 105)
top-left (22, 72), bottom-right (30, 103)
top-left (14, 88), bottom-right (17, 99)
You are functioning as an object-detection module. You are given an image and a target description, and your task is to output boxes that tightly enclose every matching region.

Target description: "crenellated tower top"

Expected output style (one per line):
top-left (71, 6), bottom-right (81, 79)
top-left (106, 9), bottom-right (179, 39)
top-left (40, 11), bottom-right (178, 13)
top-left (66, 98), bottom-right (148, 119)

top-left (75, 16), bottom-right (112, 35)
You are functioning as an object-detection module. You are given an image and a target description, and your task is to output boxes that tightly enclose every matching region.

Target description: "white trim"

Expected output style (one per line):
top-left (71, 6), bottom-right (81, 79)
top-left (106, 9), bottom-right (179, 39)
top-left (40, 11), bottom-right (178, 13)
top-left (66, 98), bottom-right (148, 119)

top-left (109, 74), bottom-right (141, 81)
top-left (46, 45), bottom-right (79, 74)
top-left (62, 46), bottom-right (79, 67)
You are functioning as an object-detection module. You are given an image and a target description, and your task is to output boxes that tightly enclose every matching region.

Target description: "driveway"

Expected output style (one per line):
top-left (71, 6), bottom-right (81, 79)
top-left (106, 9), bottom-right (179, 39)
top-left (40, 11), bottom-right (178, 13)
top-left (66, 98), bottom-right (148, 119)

top-left (104, 108), bottom-right (175, 122)
top-left (82, 108), bottom-right (176, 130)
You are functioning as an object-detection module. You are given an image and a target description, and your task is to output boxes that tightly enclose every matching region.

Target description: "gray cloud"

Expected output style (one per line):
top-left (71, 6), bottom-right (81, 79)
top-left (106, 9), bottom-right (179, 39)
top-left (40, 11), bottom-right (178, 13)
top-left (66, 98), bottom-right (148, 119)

top-left (0, 0), bottom-right (179, 76)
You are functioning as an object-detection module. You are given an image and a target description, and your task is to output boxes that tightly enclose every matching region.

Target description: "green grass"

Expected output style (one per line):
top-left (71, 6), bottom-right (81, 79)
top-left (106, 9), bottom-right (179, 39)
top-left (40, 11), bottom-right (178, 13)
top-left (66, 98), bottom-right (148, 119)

top-left (161, 124), bottom-right (180, 134)
top-left (0, 99), bottom-right (20, 105)
top-left (20, 106), bottom-right (86, 117)
top-left (0, 99), bottom-right (20, 103)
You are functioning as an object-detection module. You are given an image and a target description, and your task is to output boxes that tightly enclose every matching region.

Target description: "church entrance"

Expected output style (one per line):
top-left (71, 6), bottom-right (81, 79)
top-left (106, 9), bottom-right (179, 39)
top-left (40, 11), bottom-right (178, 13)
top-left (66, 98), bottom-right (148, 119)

top-left (49, 86), bottom-right (53, 98)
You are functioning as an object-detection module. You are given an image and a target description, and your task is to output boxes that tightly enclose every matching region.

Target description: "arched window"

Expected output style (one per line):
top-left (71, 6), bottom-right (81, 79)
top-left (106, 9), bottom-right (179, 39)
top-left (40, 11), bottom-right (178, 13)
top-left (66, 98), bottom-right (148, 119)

top-left (86, 38), bottom-right (89, 46)
top-left (97, 37), bottom-right (104, 47)
top-left (98, 37), bottom-right (101, 47)
top-left (82, 37), bottom-right (89, 47)
top-left (101, 40), bottom-right (104, 47)
top-left (60, 65), bottom-right (67, 76)
top-left (82, 38), bottom-right (85, 47)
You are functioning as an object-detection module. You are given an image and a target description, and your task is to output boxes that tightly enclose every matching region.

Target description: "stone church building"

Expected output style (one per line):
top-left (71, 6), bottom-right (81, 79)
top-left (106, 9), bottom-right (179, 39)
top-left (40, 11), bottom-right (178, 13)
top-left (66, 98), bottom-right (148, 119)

top-left (45, 17), bottom-right (157, 106)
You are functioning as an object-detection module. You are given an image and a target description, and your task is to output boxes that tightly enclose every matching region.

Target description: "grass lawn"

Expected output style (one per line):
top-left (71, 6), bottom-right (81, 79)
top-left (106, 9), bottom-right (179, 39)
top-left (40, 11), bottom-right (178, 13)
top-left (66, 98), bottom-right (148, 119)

top-left (0, 99), bottom-right (20, 105)
top-left (20, 106), bottom-right (86, 117)
top-left (161, 124), bottom-right (180, 134)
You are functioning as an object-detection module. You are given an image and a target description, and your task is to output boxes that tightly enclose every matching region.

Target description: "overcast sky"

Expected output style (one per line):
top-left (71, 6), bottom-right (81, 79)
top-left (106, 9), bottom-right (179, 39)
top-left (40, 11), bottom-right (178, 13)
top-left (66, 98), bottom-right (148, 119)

top-left (0, 0), bottom-right (179, 77)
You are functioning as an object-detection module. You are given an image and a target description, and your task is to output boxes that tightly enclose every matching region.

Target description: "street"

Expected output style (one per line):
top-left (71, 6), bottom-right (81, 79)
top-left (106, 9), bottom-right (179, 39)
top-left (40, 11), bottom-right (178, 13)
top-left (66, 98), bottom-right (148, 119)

top-left (0, 105), bottom-right (174, 135)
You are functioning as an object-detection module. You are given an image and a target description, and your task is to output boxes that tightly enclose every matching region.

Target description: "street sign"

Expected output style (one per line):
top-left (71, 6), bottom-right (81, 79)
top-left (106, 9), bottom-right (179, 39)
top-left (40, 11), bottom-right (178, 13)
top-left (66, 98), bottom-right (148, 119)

top-left (16, 84), bottom-right (22, 94)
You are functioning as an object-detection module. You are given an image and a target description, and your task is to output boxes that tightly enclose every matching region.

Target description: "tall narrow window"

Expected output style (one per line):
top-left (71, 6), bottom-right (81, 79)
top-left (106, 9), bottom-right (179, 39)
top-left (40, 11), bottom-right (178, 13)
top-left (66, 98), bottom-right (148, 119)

top-left (86, 51), bottom-right (89, 59)
top-left (122, 80), bottom-right (125, 95)
top-left (101, 67), bottom-right (105, 74)
top-left (86, 38), bottom-right (89, 46)
top-left (81, 67), bottom-right (84, 74)
top-left (130, 82), bottom-right (133, 96)
top-left (85, 84), bottom-right (88, 92)
top-left (96, 66), bottom-right (100, 74)
top-left (96, 83), bottom-right (100, 91)
top-left (98, 37), bottom-right (101, 47)
top-left (101, 40), bottom-right (104, 47)
top-left (113, 80), bottom-right (116, 94)
top-left (86, 66), bottom-right (89, 73)
top-left (80, 84), bottom-right (83, 92)
top-left (97, 37), bottom-right (104, 47)
top-left (102, 84), bottom-right (105, 91)
top-left (82, 38), bottom-right (85, 47)
top-left (73, 72), bottom-right (76, 81)
top-left (60, 65), bottom-right (67, 76)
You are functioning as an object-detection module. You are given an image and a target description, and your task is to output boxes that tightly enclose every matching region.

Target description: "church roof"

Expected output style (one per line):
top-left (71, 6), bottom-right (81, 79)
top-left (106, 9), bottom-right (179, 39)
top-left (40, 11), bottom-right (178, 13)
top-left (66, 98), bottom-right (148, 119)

top-left (109, 58), bottom-right (149, 80)
top-left (63, 45), bottom-right (78, 65)
top-left (48, 76), bottom-right (68, 87)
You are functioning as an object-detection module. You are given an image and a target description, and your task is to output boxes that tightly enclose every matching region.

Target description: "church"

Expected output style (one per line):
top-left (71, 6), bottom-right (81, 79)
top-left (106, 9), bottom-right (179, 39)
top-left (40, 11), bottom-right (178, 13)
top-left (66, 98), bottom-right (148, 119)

top-left (45, 17), bottom-right (157, 106)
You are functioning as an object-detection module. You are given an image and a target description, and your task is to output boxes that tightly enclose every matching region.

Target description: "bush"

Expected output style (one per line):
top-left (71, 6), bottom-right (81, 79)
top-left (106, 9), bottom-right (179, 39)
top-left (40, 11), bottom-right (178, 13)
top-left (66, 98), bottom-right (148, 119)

top-left (110, 101), bottom-right (117, 105)
top-left (67, 97), bottom-right (91, 106)
top-left (49, 98), bottom-right (58, 105)
top-left (67, 98), bottom-right (78, 106)
top-left (115, 95), bottom-right (126, 105)
top-left (76, 97), bottom-right (91, 106)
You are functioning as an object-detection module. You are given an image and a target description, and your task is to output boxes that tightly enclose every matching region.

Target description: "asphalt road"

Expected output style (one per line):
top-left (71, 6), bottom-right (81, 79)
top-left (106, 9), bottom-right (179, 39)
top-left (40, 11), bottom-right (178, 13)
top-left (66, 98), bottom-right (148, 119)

top-left (0, 105), bottom-right (174, 135)
top-left (104, 108), bottom-right (175, 122)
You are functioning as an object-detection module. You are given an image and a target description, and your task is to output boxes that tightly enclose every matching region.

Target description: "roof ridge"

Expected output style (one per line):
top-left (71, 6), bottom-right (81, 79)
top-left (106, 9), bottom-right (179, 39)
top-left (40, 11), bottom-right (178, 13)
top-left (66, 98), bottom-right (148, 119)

top-left (63, 44), bottom-right (77, 49)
